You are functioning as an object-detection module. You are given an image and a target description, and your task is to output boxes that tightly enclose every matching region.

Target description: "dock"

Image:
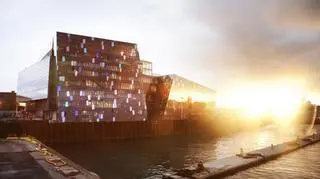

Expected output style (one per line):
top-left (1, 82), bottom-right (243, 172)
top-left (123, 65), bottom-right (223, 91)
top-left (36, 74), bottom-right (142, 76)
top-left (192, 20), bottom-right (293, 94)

top-left (163, 132), bottom-right (320, 179)
top-left (0, 137), bottom-right (100, 179)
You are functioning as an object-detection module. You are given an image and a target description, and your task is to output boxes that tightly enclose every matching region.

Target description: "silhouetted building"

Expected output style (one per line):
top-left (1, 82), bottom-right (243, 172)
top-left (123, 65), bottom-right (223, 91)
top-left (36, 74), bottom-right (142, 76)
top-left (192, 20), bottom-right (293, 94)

top-left (0, 91), bottom-right (17, 118)
top-left (299, 100), bottom-right (315, 124)
top-left (0, 91), bottom-right (16, 111)
top-left (315, 105), bottom-right (320, 124)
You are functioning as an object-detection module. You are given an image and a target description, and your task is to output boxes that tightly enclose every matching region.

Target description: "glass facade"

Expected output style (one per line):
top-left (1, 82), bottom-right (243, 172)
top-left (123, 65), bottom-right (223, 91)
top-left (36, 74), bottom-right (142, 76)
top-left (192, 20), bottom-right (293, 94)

top-left (163, 74), bottom-right (216, 120)
top-left (140, 60), bottom-right (153, 75)
top-left (18, 32), bottom-right (216, 122)
top-left (17, 52), bottom-right (50, 100)
top-left (146, 75), bottom-right (172, 120)
top-left (168, 74), bottom-right (215, 102)
top-left (56, 32), bottom-right (157, 122)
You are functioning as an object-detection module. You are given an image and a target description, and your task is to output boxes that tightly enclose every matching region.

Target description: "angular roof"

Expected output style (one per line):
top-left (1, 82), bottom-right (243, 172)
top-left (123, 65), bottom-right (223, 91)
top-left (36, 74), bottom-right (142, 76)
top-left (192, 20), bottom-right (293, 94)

top-left (168, 74), bottom-right (215, 94)
top-left (57, 31), bottom-right (137, 46)
top-left (165, 74), bottom-right (215, 102)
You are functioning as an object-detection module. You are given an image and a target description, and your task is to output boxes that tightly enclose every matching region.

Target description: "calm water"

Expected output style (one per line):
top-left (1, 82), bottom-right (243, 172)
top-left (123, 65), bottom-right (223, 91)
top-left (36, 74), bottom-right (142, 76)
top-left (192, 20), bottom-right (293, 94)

top-left (227, 143), bottom-right (320, 179)
top-left (52, 124), bottom-right (320, 179)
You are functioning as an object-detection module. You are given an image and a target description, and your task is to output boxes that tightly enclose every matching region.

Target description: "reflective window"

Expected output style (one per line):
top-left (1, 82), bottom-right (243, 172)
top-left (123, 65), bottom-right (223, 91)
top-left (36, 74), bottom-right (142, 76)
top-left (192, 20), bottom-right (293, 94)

top-left (59, 76), bottom-right (65, 81)
top-left (17, 52), bottom-right (50, 100)
top-left (71, 61), bottom-right (77, 66)
top-left (55, 32), bottom-right (151, 122)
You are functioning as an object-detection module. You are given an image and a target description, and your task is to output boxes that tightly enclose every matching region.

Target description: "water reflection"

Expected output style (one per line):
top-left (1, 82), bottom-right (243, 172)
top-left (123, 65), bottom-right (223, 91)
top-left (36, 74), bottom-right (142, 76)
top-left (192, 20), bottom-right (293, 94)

top-left (214, 124), bottom-right (309, 159)
top-left (227, 143), bottom-right (320, 179)
top-left (52, 124), bottom-right (316, 179)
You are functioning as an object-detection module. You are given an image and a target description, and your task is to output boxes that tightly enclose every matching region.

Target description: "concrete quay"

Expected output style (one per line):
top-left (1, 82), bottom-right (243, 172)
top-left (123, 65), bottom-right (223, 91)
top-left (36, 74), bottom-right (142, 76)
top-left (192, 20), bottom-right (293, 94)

top-left (0, 137), bottom-right (100, 179)
top-left (163, 131), bottom-right (320, 179)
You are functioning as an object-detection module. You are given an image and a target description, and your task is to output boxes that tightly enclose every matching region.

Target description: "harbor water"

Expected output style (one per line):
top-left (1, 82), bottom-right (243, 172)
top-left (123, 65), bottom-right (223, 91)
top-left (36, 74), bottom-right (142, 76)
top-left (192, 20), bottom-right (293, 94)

top-left (53, 124), bottom-right (320, 179)
top-left (227, 142), bottom-right (320, 178)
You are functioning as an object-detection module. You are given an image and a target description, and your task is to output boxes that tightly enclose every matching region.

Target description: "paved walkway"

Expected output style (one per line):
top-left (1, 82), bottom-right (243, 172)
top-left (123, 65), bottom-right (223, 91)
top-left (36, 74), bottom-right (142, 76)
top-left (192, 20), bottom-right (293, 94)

top-left (0, 138), bottom-right (99, 179)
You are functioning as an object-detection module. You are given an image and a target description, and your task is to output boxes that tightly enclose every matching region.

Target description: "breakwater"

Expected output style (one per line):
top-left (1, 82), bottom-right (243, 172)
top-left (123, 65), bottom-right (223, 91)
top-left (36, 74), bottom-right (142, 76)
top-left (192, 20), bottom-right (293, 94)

top-left (163, 131), bottom-right (320, 179)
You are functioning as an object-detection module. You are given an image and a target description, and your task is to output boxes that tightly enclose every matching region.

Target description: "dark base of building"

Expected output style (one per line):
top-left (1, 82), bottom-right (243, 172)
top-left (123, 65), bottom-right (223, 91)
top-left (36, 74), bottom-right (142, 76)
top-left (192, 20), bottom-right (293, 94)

top-left (0, 119), bottom-right (211, 144)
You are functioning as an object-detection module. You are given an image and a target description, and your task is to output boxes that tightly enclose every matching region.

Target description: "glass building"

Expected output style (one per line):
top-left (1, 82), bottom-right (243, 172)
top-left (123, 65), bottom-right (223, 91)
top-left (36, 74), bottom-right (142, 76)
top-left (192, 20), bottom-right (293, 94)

top-left (17, 32), bottom-right (172, 122)
top-left (168, 74), bottom-right (215, 102)
top-left (164, 74), bottom-right (216, 120)
top-left (17, 32), bottom-right (215, 122)
top-left (17, 52), bottom-right (50, 100)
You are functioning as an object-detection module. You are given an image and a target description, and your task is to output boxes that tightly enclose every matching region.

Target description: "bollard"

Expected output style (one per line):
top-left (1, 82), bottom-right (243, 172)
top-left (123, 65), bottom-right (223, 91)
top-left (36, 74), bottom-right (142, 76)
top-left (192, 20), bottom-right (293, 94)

top-left (271, 144), bottom-right (274, 149)
top-left (196, 161), bottom-right (205, 172)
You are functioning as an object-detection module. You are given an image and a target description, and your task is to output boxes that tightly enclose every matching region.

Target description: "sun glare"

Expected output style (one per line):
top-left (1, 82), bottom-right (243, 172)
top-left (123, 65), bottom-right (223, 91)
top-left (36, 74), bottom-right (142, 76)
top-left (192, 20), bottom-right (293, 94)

top-left (169, 91), bottom-right (215, 102)
top-left (216, 80), bottom-right (305, 122)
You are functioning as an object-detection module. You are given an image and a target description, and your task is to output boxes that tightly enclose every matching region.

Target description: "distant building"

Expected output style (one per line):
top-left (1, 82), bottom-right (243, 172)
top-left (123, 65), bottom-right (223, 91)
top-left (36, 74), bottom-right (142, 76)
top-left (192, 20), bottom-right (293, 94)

top-left (0, 91), bottom-right (17, 118)
top-left (315, 105), bottom-right (320, 124)
top-left (0, 91), bottom-right (16, 111)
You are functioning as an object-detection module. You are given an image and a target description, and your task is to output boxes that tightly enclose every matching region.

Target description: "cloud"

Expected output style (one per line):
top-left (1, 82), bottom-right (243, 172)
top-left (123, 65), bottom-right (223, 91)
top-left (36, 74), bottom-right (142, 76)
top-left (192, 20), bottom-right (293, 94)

top-left (275, 0), bottom-right (320, 29)
top-left (1, 0), bottom-right (320, 93)
top-left (183, 0), bottom-right (320, 90)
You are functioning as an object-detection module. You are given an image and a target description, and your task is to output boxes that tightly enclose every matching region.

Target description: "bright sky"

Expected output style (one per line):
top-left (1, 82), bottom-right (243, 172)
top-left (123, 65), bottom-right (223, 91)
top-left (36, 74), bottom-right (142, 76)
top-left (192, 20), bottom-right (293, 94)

top-left (1, 0), bottom-right (220, 92)
top-left (1, 0), bottom-right (320, 106)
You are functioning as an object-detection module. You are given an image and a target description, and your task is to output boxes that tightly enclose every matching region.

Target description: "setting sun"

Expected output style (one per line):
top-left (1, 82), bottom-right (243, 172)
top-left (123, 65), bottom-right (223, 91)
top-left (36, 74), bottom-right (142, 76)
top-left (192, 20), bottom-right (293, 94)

top-left (216, 79), bottom-right (306, 122)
